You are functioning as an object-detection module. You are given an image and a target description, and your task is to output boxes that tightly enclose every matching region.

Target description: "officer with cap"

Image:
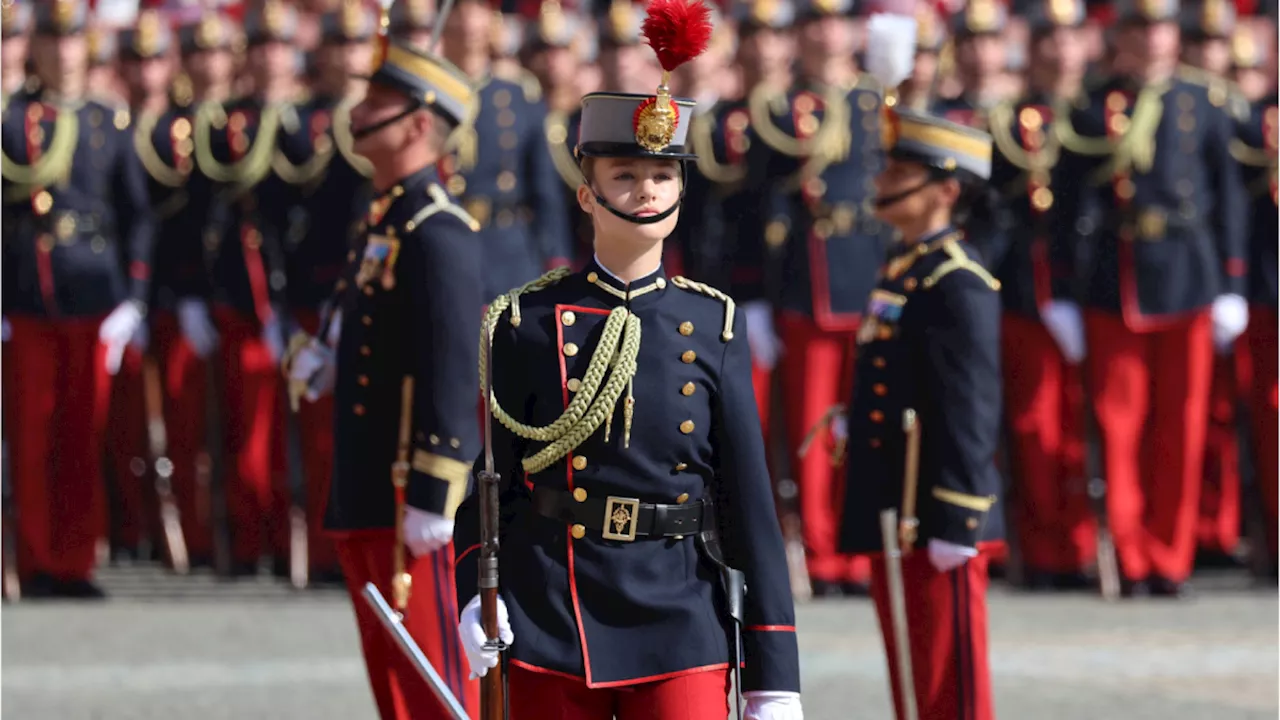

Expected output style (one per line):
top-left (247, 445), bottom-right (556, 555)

top-left (436, 0), bottom-right (571, 299)
top-left (86, 18), bottom-right (125, 105)
top-left (898, 4), bottom-right (946, 113)
top-left (837, 106), bottom-right (1004, 720)
top-left (453, 1), bottom-right (802, 716)
top-left (986, 0), bottom-right (1094, 591)
top-left (746, 0), bottom-right (888, 597)
top-left (933, 0), bottom-right (1009, 129)
top-left (596, 0), bottom-right (664, 94)
top-left (1049, 0), bottom-right (1248, 597)
top-left (196, 0), bottom-right (309, 577)
top-left (2, 0), bottom-right (33, 97)
top-left (284, 21), bottom-right (484, 720)
top-left (274, 0), bottom-right (380, 584)
top-left (388, 0), bottom-right (434, 49)
top-left (1181, 0), bottom-right (1237, 76)
top-left (2, 0), bottom-right (154, 598)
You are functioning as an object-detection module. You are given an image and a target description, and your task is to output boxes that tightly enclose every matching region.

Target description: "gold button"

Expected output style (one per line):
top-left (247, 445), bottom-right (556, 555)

top-left (586, 272), bottom-right (599, 283)
top-left (450, 438), bottom-right (461, 449)
top-left (571, 524), bottom-right (586, 539)
top-left (364, 285), bottom-right (375, 296)
top-left (870, 410), bottom-right (884, 422)
top-left (572, 456), bottom-right (588, 471)
top-left (966, 517), bottom-right (979, 530)
top-left (430, 434), bottom-right (440, 445)
top-left (655, 277), bottom-right (666, 289)
top-left (1116, 178), bottom-right (1136, 200)
top-left (1108, 114), bottom-right (1131, 134)
top-left (680, 420), bottom-right (695, 434)
top-left (681, 382), bottom-right (695, 396)
top-left (675, 462), bottom-right (688, 471)
top-left (676, 493), bottom-right (689, 504)
top-left (872, 357), bottom-right (886, 368)
top-left (681, 350), bottom-right (696, 363)
top-left (561, 310), bottom-right (576, 326)
top-left (873, 383), bottom-right (888, 396)
top-left (446, 175), bottom-right (467, 195)
top-left (878, 326), bottom-right (893, 340)
top-left (357, 374), bottom-right (370, 386)
top-left (353, 404), bottom-right (366, 416)
top-left (563, 342), bottom-right (579, 357)
top-left (573, 488), bottom-right (588, 502)
top-left (869, 438), bottom-right (881, 448)
top-left (497, 170), bottom-right (516, 192)
top-left (37, 234), bottom-right (54, 253)
top-left (362, 315), bottom-right (372, 326)
top-left (903, 277), bottom-right (917, 292)
top-left (361, 345), bottom-right (371, 356)
top-left (33, 190), bottom-right (52, 216)
top-left (679, 321), bottom-right (694, 336)
top-left (567, 378), bottom-right (582, 392)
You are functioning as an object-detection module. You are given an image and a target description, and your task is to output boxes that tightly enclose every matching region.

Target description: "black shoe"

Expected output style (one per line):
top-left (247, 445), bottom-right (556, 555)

top-left (840, 581), bottom-right (871, 597)
top-left (1148, 576), bottom-right (1191, 598)
top-left (1020, 571), bottom-right (1059, 592)
top-left (50, 579), bottom-right (107, 600)
top-left (229, 561), bottom-right (261, 578)
top-left (309, 568), bottom-right (346, 586)
top-left (1120, 577), bottom-right (1150, 598)
top-left (810, 580), bottom-right (845, 598)
top-left (1053, 571), bottom-right (1094, 591)
top-left (21, 573), bottom-right (58, 598)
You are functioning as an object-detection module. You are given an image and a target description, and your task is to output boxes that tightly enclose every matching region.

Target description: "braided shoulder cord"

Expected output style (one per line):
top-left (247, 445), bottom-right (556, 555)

top-left (669, 276), bottom-right (737, 342)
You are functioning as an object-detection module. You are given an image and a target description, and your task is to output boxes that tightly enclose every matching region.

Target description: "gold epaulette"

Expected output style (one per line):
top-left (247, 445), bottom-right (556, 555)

top-left (922, 239), bottom-right (1001, 291)
top-left (544, 110), bottom-right (582, 191)
top-left (669, 276), bottom-right (736, 342)
top-left (403, 183), bottom-right (482, 233)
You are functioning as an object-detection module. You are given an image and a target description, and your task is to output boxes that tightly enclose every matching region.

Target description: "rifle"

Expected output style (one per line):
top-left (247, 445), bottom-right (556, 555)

top-left (142, 354), bottom-right (189, 574)
top-left (478, 314), bottom-right (508, 720)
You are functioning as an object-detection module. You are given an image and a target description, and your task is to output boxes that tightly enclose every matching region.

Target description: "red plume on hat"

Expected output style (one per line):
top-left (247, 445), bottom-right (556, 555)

top-left (630, 0), bottom-right (712, 153)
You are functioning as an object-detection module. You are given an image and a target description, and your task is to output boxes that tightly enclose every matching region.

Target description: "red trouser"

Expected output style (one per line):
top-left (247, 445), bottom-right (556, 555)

top-left (1000, 314), bottom-right (1093, 573)
top-left (214, 307), bottom-right (287, 564)
top-left (1245, 306), bottom-right (1279, 560)
top-left (777, 311), bottom-right (868, 585)
top-left (334, 533), bottom-right (477, 720)
top-left (279, 309), bottom-right (337, 572)
top-left (507, 662), bottom-right (730, 720)
top-left (105, 345), bottom-right (151, 552)
top-left (1083, 310), bottom-right (1213, 583)
top-left (3, 315), bottom-right (112, 581)
top-left (151, 312), bottom-right (214, 560)
top-left (871, 550), bottom-right (994, 720)
top-left (1198, 348), bottom-right (1247, 554)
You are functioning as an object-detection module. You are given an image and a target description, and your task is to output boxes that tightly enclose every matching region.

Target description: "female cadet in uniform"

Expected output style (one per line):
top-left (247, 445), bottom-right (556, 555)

top-left (451, 1), bottom-right (803, 718)
top-left (837, 108), bottom-right (1004, 720)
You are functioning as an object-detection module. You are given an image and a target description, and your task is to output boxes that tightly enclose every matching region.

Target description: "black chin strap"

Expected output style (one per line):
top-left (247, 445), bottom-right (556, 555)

top-left (349, 104), bottom-right (418, 141)
top-left (586, 162), bottom-right (687, 225)
top-left (872, 178), bottom-right (933, 209)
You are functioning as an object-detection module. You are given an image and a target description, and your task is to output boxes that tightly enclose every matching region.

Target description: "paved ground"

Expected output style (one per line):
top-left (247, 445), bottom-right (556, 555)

top-left (2, 566), bottom-right (1276, 720)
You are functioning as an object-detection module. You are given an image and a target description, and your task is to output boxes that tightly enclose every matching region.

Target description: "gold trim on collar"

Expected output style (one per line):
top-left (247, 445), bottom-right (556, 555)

top-left (588, 271), bottom-right (667, 302)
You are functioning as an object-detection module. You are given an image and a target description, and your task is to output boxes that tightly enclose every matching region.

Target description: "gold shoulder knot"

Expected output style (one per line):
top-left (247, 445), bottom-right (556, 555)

top-left (486, 266), bottom-right (571, 330)
top-left (403, 183), bottom-right (481, 233)
top-left (669, 276), bottom-right (737, 342)
top-left (922, 240), bottom-right (1001, 291)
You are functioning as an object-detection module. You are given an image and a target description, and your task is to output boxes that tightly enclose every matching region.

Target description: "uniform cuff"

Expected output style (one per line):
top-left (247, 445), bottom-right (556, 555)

top-left (742, 625), bottom-right (801, 693)
top-left (407, 449), bottom-right (471, 519)
top-left (929, 486), bottom-right (996, 547)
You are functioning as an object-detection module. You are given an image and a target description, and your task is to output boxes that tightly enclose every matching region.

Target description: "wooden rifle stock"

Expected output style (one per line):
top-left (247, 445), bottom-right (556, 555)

top-left (142, 354), bottom-right (189, 574)
top-left (478, 468), bottom-right (505, 720)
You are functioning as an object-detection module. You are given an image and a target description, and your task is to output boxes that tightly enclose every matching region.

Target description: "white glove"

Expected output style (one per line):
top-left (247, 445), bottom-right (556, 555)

top-left (744, 691), bottom-right (804, 720)
top-left (3, 316), bottom-right (12, 342)
top-left (458, 593), bottom-right (514, 680)
top-left (177, 298), bottom-right (219, 358)
top-left (288, 340), bottom-right (337, 401)
top-left (1041, 300), bottom-right (1086, 364)
top-left (324, 308), bottom-right (343, 348)
top-left (402, 506), bottom-right (455, 557)
top-left (1211, 294), bottom-right (1249, 353)
top-left (99, 301), bottom-right (145, 375)
top-left (831, 413), bottom-right (848, 443)
top-left (262, 312), bottom-right (285, 365)
top-left (927, 538), bottom-right (978, 573)
top-left (743, 300), bottom-right (782, 370)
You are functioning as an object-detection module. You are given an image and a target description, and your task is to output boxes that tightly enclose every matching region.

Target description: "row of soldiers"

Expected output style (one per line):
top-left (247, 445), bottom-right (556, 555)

top-left (1, 0), bottom-right (1276, 602)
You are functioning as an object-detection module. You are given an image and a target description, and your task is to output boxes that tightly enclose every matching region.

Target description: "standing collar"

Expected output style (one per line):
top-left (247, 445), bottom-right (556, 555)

top-left (584, 255), bottom-right (668, 305)
top-left (367, 162), bottom-right (441, 226)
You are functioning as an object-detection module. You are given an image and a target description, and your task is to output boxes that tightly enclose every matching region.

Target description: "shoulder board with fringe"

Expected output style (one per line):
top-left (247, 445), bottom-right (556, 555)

top-left (669, 276), bottom-right (737, 342)
top-left (402, 183), bottom-right (482, 234)
top-left (486, 266), bottom-right (573, 330)
top-left (923, 239), bottom-right (1001, 291)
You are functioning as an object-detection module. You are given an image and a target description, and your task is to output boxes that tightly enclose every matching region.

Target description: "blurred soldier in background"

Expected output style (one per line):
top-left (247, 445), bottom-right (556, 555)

top-left (2, 1), bottom-right (33, 97)
top-left (388, 0), bottom-right (435, 49)
top-left (988, 0), bottom-right (1093, 590)
top-left (898, 4), bottom-right (945, 112)
top-left (87, 19), bottom-right (127, 105)
top-left (1049, 0), bottom-right (1247, 598)
top-left (437, 0), bottom-right (570, 299)
top-left (2, 0), bottom-right (154, 598)
top-left (935, 0), bottom-right (1007, 129)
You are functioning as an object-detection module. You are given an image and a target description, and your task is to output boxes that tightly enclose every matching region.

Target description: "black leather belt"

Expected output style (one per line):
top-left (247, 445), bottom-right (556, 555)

top-left (531, 486), bottom-right (710, 542)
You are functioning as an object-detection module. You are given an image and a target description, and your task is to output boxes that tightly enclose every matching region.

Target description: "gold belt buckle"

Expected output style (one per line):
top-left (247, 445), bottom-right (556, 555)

top-left (1137, 209), bottom-right (1167, 240)
top-left (602, 496), bottom-right (641, 542)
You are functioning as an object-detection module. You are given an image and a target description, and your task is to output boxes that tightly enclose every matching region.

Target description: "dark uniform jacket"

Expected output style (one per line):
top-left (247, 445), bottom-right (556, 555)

top-left (2, 90), bottom-right (154, 317)
top-left (278, 94), bottom-right (374, 314)
top-left (1051, 72), bottom-right (1248, 330)
top-left (544, 107), bottom-right (592, 268)
top-left (931, 94), bottom-right (994, 131)
top-left (988, 92), bottom-right (1075, 320)
top-left (324, 164), bottom-right (484, 530)
top-left (443, 78), bottom-right (571, 299)
top-left (749, 77), bottom-right (893, 331)
top-left (840, 229), bottom-right (1005, 553)
top-left (133, 102), bottom-right (212, 312)
top-left (453, 260), bottom-right (801, 692)
top-left (1234, 92), bottom-right (1278, 308)
top-left (686, 96), bottom-right (758, 295)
